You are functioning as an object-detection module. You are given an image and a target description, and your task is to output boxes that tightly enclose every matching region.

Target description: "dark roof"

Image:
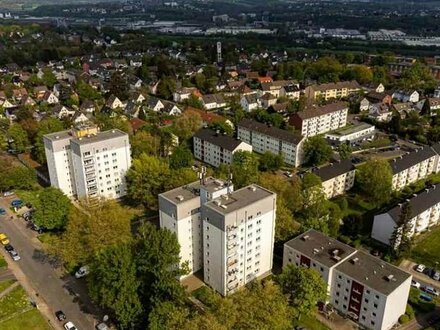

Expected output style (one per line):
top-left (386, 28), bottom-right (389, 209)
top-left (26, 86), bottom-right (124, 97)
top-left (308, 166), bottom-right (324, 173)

top-left (194, 128), bottom-right (244, 151)
top-left (283, 84), bottom-right (300, 93)
top-left (285, 229), bottom-right (357, 268)
top-left (431, 143), bottom-right (440, 155)
top-left (389, 147), bottom-right (437, 174)
top-left (335, 251), bottom-right (411, 295)
top-left (387, 184), bottom-right (440, 223)
top-left (238, 118), bottom-right (303, 145)
top-left (310, 80), bottom-right (360, 92)
top-left (312, 159), bottom-right (355, 182)
top-left (296, 101), bottom-right (348, 120)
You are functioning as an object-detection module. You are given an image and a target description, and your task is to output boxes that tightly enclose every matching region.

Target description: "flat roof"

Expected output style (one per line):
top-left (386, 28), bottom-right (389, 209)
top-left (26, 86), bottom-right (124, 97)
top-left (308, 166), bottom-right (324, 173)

top-left (44, 128), bottom-right (127, 145)
top-left (335, 251), bottom-right (411, 295)
top-left (160, 177), bottom-right (228, 205)
top-left (326, 123), bottom-right (374, 137)
top-left (285, 230), bottom-right (356, 268)
top-left (204, 184), bottom-right (274, 215)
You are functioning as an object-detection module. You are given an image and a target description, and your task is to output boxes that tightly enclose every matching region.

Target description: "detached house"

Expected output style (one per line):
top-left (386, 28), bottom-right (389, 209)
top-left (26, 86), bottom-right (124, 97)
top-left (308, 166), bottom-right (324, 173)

top-left (368, 103), bottom-right (393, 122)
top-left (52, 105), bottom-right (75, 119)
top-left (173, 87), bottom-right (200, 103)
top-left (240, 93), bottom-right (260, 112)
top-left (146, 97), bottom-right (165, 112)
top-left (106, 95), bottom-right (124, 109)
top-left (34, 86), bottom-right (48, 99)
top-left (42, 91), bottom-right (59, 104)
top-left (392, 90), bottom-right (419, 103)
top-left (281, 84), bottom-right (301, 100)
top-left (201, 94), bottom-right (227, 110)
top-left (261, 93), bottom-right (277, 108)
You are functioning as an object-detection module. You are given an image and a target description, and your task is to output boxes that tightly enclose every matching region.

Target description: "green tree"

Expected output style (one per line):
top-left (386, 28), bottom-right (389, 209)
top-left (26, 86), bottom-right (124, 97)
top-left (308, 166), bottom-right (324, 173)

top-left (169, 144), bottom-right (193, 170)
top-left (8, 124), bottom-right (30, 153)
top-left (130, 131), bottom-right (161, 158)
top-left (337, 143), bottom-right (352, 160)
top-left (126, 154), bottom-right (170, 209)
top-left (33, 187), bottom-right (71, 230)
top-left (33, 118), bottom-right (64, 164)
top-left (148, 301), bottom-right (189, 330)
top-left (157, 77), bottom-right (176, 100)
top-left (275, 199), bottom-right (299, 242)
top-left (277, 265), bottom-right (327, 320)
top-left (108, 72), bottom-right (129, 100)
top-left (54, 200), bottom-right (132, 269)
top-left (134, 223), bottom-right (187, 313)
top-left (356, 158), bottom-right (392, 206)
top-left (76, 80), bottom-right (102, 101)
top-left (390, 202), bottom-right (413, 258)
top-left (166, 168), bottom-right (198, 190)
top-left (231, 151), bottom-right (259, 188)
top-left (258, 151), bottom-right (284, 172)
top-left (42, 68), bottom-right (57, 88)
top-left (172, 111), bottom-right (202, 141)
top-left (209, 121), bottom-right (234, 136)
top-left (88, 242), bottom-right (142, 330)
top-left (303, 136), bottom-right (333, 166)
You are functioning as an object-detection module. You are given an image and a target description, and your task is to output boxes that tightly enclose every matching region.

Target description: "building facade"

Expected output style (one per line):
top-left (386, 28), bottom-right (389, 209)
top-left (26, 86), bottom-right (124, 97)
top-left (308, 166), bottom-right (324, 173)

top-left (372, 184), bottom-right (440, 246)
top-left (304, 81), bottom-right (361, 101)
top-left (237, 118), bottom-right (305, 166)
top-left (312, 160), bottom-right (356, 199)
top-left (202, 185), bottom-right (276, 296)
top-left (390, 147), bottom-right (438, 191)
top-left (283, 230), bottom-right (411, 330)
top-left (44, 124), bottom-right (131, 200)
top-left (325, 123), bottom-right (375, 146)
top-left (159, 177), bottom-right (232, 276)
top-left (193, 128), bottom-right (252, 167)
top-left (289, 102), bottom-right (349, 137)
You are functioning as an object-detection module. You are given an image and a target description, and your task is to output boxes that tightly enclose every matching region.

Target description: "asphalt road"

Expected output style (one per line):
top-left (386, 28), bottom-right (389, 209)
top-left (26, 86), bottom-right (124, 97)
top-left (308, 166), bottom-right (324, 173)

top-left (0, 196), bottom-right (98, 330)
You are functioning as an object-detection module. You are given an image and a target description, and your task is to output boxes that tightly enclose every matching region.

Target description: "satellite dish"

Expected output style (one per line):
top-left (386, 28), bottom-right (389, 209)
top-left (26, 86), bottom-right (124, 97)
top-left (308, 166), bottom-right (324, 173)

top-left (103, 315), bottom-right (109, 322)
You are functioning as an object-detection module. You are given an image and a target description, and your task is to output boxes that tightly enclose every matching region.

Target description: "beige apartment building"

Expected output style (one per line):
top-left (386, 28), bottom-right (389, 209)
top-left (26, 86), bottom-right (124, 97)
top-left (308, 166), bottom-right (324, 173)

top-left (312, 160), bottom-right (356, 199)
top-left (304, 81), bottom-right (361, 101)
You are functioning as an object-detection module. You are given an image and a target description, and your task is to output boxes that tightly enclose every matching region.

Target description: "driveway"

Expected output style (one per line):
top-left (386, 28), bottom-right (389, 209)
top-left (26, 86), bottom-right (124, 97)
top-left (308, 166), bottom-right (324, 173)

top-left (0, 196), bottom-right (98, 330)
top-left (400, 259), bottom-right (440, 291)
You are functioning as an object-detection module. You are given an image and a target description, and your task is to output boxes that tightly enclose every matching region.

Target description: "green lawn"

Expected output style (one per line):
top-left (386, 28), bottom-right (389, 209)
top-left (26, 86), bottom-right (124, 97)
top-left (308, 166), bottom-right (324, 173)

top-left (0, 285), bottom-right (30, 321)
top-left (412, 226), bottom-right (440, 268)
top-left (0, 279), bottom-right (15, 293)
top-left (0, 254), bottom-right (7, 269)
top-left (293, 314), bottom-right (330, 330)
top-left (0, 308), bottom-right (51, 330)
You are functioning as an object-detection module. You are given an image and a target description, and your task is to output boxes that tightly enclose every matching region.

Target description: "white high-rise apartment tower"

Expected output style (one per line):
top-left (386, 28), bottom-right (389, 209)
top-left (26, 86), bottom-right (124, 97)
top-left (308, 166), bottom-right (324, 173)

top-left (44, 123), bottom-right (131, 200)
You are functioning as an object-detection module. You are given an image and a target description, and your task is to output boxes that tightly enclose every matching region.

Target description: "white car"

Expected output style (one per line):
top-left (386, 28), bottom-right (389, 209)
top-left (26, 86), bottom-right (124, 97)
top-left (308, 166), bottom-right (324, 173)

top-left (75, 266), bottom-right (89, 279)
top-left (432, 271), bottom-right (440, 281)
top-left (9, 250), bottom-right (20, 261)
top-left (424, 286), bottom-right (440, 297)
top-left (411, 280), bottom-right (421, 289)
top-left (64, 321), bottom-right (77, 330)
top-left (3, 191), bottom-right (14, 197)
top-left (415, 264), bottom-right (426, 273)
top-left (284, 171), bottom-right (293, 178)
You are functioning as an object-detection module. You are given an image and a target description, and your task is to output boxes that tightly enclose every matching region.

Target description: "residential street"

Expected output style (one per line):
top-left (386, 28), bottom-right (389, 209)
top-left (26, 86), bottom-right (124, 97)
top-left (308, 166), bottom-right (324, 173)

top-left (400, 259), bottom-right (440, 291)
top-left (0, 196), bottom-right (98, 330)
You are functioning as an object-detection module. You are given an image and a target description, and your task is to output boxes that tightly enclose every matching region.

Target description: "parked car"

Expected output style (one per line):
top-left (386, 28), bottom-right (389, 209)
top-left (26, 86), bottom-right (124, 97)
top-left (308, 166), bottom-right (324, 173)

top-left (75, 265), bottom-right (89, 279)
top-left (0, 233), bottom-right (9, 245)
top-left (64, 321), bottom-right (77, 330)
top-left (3, 191), bottom-right (14, 197)
top-left (0, 208), bottom-right (6, 216)
top-left (10, 199), bottom-right (23, 208)
top-left (415, 264), bottom-right (426, 273)
top-left (284, 171), bottom-right (293, 178)
top-left (31, 223), bottom-right (45, 234)
top-left (423, 286), bottom-right (440, 296)
top-left (9, 250), bottom-right (20, 261)
top-left (411, 280), bottom-right (421, 289)
top-left (420, 293), bottom-right (433, 302)
top-left (4, 244), bottom-right (14, 252)
top-left (432, 271), bottom-right (440, 281)
top-left (55, 310), bottom-right (66, 321)
top-left (96, 322), bottom-right (109, 330)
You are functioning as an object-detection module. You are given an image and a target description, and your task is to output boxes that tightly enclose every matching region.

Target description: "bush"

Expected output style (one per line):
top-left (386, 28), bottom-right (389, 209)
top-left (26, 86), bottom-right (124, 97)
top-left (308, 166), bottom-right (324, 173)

top-left (405, 304), bottom-right (415, 320)
top-left (399, 314), bottom-right (410, 324)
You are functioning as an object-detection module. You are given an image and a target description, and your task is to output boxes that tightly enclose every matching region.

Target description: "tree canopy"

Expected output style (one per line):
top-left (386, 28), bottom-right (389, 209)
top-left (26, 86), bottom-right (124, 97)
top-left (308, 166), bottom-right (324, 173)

top-left (303, 136), bottom-right (333, 166)
top-left (356, 158), bottom-right (392, 206)
top-left (33, 187), bottom-right (71, 230)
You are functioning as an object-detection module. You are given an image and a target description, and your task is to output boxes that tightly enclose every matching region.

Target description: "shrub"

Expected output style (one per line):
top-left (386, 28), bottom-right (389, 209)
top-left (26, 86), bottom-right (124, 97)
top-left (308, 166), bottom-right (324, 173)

top-left (405, 304), bottom-right (415, 320)
top-left (399, 315), bottom-right (410, 324)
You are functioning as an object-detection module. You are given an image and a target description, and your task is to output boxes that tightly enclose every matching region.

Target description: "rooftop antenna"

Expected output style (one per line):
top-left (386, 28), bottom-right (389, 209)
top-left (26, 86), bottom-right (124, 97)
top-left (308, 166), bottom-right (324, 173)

top-left (227, 172), bottom-right (233, 195)
top-left (201, 166), bottom-right (207, 185)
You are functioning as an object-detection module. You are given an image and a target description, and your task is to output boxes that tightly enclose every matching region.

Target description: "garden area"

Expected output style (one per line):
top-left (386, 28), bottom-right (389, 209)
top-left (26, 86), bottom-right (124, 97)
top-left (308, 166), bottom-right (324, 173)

top-left (0, 279), bottom-right (50, 330)
top-left (411, 226), bottom-right (440, 268)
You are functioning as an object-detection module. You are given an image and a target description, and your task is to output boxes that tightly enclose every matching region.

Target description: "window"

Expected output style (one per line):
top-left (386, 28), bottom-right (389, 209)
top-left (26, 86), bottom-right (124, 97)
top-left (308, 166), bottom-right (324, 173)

top-left (372, 312), bottom-right (376, 317)
top-left (373, 304), bottom-right (377, 309)
top-left (364, 298), bottom-right (369, 303)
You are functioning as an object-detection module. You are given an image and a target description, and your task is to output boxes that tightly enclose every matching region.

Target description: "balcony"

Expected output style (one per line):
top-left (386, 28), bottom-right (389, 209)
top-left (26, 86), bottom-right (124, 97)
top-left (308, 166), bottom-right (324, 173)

top-left (227, 259), bottom-right (238, 272)
top-left (85, 166), bottom-right (95, 174)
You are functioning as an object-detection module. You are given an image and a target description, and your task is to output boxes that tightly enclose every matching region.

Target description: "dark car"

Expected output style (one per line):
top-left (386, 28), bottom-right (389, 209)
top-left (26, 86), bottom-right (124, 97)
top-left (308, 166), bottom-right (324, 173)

top-left (55, 310), bottom-right (66, 321)
top-left (428, 314), bottom-right (440, 325)
top-left (11, 199), bottom-right (23, 207)
top-left (31, 223), bottom-right (45, 234)
top-left (4, 244), bottom-right (14, 252)
top-left (0, 208), bottom-right (6, 216)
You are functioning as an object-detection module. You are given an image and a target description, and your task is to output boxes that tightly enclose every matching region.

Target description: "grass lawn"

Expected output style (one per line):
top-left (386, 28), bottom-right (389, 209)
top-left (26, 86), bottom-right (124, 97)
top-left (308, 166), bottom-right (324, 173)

top-left (412, 226), bottom-right (440, 268)
top-left (0, 285), bottom-right (29, 320)
top-left (0, 308), bottom-right (51, 330)
top-left (293, 314), bottom-right (330, 330)
top-left (0, 254), bottom-right (7, 269)
top-left (0, 279), bottom-right (15, 293)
